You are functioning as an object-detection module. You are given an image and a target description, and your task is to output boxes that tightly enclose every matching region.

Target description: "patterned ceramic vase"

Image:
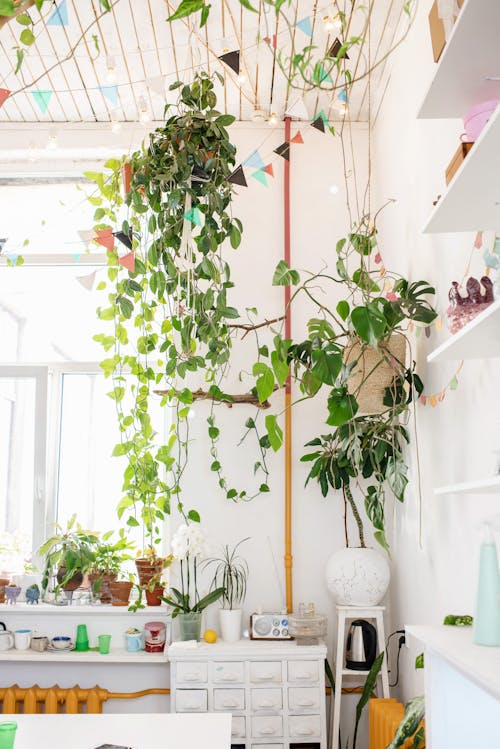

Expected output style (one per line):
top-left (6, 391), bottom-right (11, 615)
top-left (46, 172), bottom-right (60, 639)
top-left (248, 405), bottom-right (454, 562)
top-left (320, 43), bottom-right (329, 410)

top-left (325, 547), bottom-right (390, 606)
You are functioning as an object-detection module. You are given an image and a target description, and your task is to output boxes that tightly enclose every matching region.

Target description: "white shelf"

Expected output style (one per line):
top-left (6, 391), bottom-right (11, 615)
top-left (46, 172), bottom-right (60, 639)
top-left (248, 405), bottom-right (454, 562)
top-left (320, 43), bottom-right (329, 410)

top-left (406, 625), bottom-right (500, 701)
top-left (424, 106), bottom-right (500, 233)
top-left (0, 603), bottom-right (170, 616)
top-left (341, 669), bottom-right (370, 676)
top-left (419, 0), bottom-right (500, 119)
top-left (435, 476), bottom-right (500, 496)
top-left (427, 299), bottom-right (500, 362)
top-left (0, 647), bottom-right (168, 663)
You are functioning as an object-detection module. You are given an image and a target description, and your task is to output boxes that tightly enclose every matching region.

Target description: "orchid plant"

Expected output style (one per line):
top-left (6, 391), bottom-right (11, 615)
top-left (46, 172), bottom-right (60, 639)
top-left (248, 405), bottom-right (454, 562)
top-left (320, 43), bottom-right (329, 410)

top-left (161, 522), bottom-right (224, 617)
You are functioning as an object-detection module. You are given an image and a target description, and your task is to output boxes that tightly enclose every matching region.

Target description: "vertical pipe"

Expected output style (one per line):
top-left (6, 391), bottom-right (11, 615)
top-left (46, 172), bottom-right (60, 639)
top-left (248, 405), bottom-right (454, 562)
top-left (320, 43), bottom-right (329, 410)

top-left (283, 116), bottom-right (293, 614)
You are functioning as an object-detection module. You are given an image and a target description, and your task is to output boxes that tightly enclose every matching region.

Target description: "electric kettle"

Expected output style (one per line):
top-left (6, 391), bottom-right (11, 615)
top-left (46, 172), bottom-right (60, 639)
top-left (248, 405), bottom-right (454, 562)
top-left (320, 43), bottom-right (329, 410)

top-left (345, 619), bottom-right (377, 671)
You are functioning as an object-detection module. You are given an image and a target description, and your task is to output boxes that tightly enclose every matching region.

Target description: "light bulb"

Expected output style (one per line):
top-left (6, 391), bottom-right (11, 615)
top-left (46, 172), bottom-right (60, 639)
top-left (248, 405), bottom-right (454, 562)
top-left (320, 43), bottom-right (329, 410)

top-left (106, 55), bottom-right (117, 84)
top-left (111, 118), bottom-right (122, 132)
top-left (323, 15), bottom-right (334, 30)
top-left (252, 108), bottom-right (266, 122)
top-left (46, 133), bottom-right (58, 150)
top-left (329, 184), bottom-right (339, 195)
top-left (268, 112), bottom-right (279, 126)
top-left (237, 73), bottom-right (246, 85)
top-left (138, 96), bottom-right (150, 123)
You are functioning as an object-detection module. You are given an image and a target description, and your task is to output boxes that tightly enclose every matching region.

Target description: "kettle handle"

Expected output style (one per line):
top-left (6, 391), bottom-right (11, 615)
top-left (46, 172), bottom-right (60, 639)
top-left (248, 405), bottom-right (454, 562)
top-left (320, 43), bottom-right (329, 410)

top-left (0, 622), bottom-right (5, 632)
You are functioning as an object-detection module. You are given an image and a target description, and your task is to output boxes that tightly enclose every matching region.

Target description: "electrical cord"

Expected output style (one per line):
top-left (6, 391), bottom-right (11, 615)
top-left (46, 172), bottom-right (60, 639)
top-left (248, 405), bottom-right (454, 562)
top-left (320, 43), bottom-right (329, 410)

top-left (386, 629), bottom-right (406, 688)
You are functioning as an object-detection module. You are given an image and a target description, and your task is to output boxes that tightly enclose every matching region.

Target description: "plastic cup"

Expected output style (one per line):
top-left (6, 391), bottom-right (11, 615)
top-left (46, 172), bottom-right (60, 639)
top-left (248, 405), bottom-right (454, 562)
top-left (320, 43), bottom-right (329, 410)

top-left (75, 624), bottom-right (89, 652)
top-left (0, 721), bottom-right (17, 749)
top-left (98, 634), bottom-right (111, 654)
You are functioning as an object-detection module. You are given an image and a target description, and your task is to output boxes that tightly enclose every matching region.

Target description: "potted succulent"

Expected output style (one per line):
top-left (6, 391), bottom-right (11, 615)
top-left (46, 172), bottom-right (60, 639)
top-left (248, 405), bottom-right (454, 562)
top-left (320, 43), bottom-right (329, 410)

top-left (89, 530), bottom-right (136, 604)
top-left (205, 538), bottom-right (249, 643)
top-left (39, 515), bottom-right (99, 602)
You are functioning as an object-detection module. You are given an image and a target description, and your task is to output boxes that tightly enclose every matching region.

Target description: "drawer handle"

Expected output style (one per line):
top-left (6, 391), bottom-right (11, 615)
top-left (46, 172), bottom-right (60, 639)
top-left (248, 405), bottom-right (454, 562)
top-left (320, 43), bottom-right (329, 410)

top-left (222, 674), bottom-right (238, 682)
top-left (295, 728), bottom-right (314, 736)
top-left (298, 700), bottom-right (315, 707)
top-left (295, 673), bottom-right (313, 680)
top-left (259, 728), bottom-right (276, 736)
top-left (223, 700), bottom-right (239, 708)
top-left (184, 673), bottom-right (202, 682)
top-left (185, 705), bottom-right (203, 711)
top-left (255, 673), bottom-right (275, 681)
top-left (231, 732), bottom-right (243, 738)
top-left (257, 700), bottom-right (274, 708)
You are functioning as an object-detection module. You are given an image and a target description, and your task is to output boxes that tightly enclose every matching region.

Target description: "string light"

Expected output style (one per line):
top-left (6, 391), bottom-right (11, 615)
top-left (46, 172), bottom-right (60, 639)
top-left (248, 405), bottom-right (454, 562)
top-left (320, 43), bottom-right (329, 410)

top-left (110, 117), bottom-right (122, 132)
top-left (322, 14), bottom-right (342, 32)
top-left (46, 132), bottom-right (58, 150)
top-left (268, 112), bottom-right (279, 126)
top-left (138, 96), bottom-right (150, 123)
top-left (106, 55), bottom-right (117, 84)
top-left (251, 108), bottom-right (266, 122)
top-left (329, 184), bottom-right (339, 195)
top-left (237, 73), bottom-right (246, 85)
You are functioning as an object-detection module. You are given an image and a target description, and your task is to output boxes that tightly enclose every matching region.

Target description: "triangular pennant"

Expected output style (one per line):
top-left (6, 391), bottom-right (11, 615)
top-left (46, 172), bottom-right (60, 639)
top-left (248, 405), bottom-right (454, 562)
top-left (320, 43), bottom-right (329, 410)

top-left (183, 207), bottom-right (203, 226)
top-left (6, 253), bottom-right (18, 265)
top-left (146, 75), bottom-right (166, 95)
top-left (449, 375), bottom-right (458, 391)
top-left (0, 89), bottom-right (10, 108)
top-left (243, 149), bottom-right (265, 169)
top-left (47, 0), bottom-right (68, 26)
top-left (419, 395), bottom-right (427, 405)
top-left (72, 253), bottom-right (81, 262)
top-left (374, 251), bottom-right (382, 263)
top-left (228, 165), bottom-right (247, 186)
top-left (112, 230), bottom-right (133, 250)
top-left (218, 50), bottom-right (240, 75)
top-left (429, 395), bottom-right (437, 407)
top-left (318, 65), bottom-right (332, 83)
top-left (328, 37), bottom-right (349, 59)
top-left (290, 131), bottom-right (304, 144)
top-left (94, 228), bottom-right (115, 253)
top-left (78, 230), bottom-right (94, 246)
top-left (118, 252), bottom-right (136, 273)
top-left (31, 90), bottom-right (52, 113)
top-left (274, 143), bottom-right (290, 161)
top-left (252, 169), bottom-right (268, 187)
top-left (338, 89), bottom-right (348, 103)
top-left (192, 164), bottom-right (210, 182)
top-left (296, 16), bottom-right (313, 37)
top-left (76, 271), bottom-right (97, 291)
top-left (474, 230), bottom-right (483, 249)
top-left (285, 96), bottom-right (309, 120)
top-left (264, 163), bottom-right (274, 177)
top-left (316, 108), bottom-right (329, 125)
top-left (435, 317), bottom-right (443, 332)
top-left (311, 116), bottom-right (325, 133)
top-left (99, 85), bottom-right (119, 106)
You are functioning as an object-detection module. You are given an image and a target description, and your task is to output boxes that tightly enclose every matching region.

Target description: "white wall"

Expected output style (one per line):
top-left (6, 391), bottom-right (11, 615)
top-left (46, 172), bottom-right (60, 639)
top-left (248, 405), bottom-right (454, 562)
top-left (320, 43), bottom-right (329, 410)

top-left (372, 0), bottom-right (500, 702)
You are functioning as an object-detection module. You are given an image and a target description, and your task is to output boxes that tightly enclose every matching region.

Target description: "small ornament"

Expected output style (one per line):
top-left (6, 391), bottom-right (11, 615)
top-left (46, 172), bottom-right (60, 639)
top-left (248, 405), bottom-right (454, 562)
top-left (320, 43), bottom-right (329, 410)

top-left (446, 276), bottom-right (494, 334)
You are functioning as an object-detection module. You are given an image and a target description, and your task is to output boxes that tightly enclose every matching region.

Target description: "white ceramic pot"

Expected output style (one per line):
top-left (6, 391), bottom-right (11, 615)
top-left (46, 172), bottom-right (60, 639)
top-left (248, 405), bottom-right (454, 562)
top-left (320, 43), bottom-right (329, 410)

top-left (219, 609), bottom-right (242, 643)
top-left (325, 547), bottom-right (390, 606)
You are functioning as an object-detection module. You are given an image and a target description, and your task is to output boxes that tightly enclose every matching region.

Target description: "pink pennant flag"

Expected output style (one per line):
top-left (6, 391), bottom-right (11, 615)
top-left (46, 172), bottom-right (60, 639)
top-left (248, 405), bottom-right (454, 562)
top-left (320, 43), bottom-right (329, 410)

top-left (290, 131), bottom-right (304, 144)
top-left (474, 231), bottom-right (483, 249)
top-left (94, 228), bottom-right (115, 253)
top-left (374, 251), bottom-right (382, 264)
top-left (420, 395), bottom-right (427, 405)
top-left (386, 291), bottom-right (397, 301)
top-left (0, 89), bottom-right (10, 108)
top-left (118, 252), bottom-right (135, 272)
top-left (264, 163), bottom-right (274, 177)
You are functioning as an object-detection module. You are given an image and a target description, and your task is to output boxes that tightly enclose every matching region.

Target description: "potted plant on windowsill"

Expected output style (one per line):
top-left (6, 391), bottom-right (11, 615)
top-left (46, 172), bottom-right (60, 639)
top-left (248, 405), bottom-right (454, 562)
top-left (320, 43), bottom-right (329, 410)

top-left (89, 529), bottom-right (136, 604)
top-left (205, 538), bottom-right (249, 643)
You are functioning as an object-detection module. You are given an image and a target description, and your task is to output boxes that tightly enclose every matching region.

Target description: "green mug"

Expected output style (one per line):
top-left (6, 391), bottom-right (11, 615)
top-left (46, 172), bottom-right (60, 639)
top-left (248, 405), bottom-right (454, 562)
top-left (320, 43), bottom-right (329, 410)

top-left (98, 634), bottom-right (111, 655)
top-left (0, 721), bottom-right (17, 749)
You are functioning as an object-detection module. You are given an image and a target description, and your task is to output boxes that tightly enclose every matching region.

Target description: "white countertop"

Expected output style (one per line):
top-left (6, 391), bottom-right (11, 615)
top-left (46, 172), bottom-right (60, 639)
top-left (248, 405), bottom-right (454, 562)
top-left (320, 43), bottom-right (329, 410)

top-left (168, 638), bottom-right (327, 659)
top-left (407, 625), bottom-right (500, 700)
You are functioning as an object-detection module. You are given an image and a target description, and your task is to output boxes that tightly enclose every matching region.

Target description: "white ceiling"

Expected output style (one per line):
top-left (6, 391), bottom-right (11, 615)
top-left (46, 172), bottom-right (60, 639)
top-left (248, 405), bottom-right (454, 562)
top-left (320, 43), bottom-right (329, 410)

top-left (0, 0), bottom-right (408, 124)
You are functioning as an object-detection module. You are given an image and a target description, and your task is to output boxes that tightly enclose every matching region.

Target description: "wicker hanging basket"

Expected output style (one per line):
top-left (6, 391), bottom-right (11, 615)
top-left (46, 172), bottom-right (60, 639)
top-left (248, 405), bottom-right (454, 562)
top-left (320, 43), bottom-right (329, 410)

top-left (344, 334), bottom-right (407, 415)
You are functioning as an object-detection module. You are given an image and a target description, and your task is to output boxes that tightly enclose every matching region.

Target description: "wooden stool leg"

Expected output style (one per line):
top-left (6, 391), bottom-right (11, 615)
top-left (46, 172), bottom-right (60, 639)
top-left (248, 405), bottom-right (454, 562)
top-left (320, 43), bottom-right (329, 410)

top-left (331, 611), bottom-right (345, 749)
top-left (375, 611), bottom-right (390, 698)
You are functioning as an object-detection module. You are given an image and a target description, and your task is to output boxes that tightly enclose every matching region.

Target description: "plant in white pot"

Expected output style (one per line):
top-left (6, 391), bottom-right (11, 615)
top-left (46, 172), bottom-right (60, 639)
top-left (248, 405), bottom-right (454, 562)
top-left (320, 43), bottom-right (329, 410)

top-left (206, 538), bottom-right (249, 643)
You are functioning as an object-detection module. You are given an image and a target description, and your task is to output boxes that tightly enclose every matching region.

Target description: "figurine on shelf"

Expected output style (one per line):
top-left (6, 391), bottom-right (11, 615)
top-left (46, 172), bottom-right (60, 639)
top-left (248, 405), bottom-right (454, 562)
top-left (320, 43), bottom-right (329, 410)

top-left (5, 584), bottom-right (21, 605)
top-left (25, 584), bottom-right (40, 605)
top-left (446, 276), bottom-right (494, 334)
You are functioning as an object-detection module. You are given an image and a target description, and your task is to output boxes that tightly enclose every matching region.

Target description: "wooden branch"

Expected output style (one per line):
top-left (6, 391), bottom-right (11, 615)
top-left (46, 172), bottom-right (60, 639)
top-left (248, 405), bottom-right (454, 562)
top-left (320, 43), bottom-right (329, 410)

top-left (228, 315), bottom-right (286, 339)
top-left (0, 0), bottom-right (35, 30)
top-left (154, 386), bottom-right (279, 410)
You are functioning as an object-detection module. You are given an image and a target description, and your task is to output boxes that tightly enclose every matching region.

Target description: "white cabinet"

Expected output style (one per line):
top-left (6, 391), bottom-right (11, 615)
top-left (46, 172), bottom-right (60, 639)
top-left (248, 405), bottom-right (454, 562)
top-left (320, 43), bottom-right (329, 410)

top-left (168, 640), bottom-right (327, 749)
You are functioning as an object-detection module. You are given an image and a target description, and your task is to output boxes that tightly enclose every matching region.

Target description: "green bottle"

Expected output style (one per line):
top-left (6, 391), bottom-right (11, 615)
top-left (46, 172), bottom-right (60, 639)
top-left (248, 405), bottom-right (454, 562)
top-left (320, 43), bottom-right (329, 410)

top-left (473, 524), bottom-right (500, 646)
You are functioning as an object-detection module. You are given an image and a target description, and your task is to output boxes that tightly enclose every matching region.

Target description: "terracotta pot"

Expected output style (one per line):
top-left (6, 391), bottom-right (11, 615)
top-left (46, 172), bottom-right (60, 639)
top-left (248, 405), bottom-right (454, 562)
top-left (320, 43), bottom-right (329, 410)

top-left (135, 558), bottom-right (164, 587)
top-left (121, 162), bottom-right (132, 196)
top-left (89, 571), bottom-right (118, 604)
top-left (0, 578), bottom-right (9, 604)
top-left (344, 334), bottom-right (407, 415)
top-left (109, 581), bottom-right (133, 607)
top-left (56, 567), bottom-right (83, 591)
top-left (145, 585), bottom-right (164, 607)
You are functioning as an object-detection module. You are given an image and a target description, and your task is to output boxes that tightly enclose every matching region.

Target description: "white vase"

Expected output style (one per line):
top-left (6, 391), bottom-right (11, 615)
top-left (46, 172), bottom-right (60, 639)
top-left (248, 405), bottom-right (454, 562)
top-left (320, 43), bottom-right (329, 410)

top-left (219, 609), bottom-right (242, 643)
top-left (325, 547), bottom-right (390, 606)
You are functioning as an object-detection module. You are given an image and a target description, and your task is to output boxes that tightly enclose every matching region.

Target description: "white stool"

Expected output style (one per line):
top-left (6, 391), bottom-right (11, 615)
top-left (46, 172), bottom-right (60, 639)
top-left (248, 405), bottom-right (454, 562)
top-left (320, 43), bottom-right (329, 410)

top-left (330, 605), bottom-right (390, 749)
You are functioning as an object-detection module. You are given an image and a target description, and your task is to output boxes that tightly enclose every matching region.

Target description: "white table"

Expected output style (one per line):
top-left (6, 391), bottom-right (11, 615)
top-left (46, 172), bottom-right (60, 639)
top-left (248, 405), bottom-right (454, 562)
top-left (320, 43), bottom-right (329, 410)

top-left (0, 713), bottom-right (231, 749)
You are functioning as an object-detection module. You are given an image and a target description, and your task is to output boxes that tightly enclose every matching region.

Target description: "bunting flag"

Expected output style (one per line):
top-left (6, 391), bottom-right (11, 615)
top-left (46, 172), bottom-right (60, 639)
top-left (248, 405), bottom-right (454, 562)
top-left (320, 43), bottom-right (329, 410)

top-left (316, 109), bottom-right (329, 125)
top-left (285, 96), bottom-right (309, 120)
top-left (31, 90), bottom-right (52, 113)
top-left (0, 89), bottom-right (10, 108)
top-left (76, 271), bottom-right (97, 291)
top-left (6, 253), bottom-right (19, 265)
top-left (290, 131), bottom-right (304, 144)
top-left (263, 35), bottom-right (277, 48)
top-left (328, 38), bottom-right (349, 59)
top-left (218, 50), bottom-right (240, 75)
top-left (338, 89), bottom-right (348, 103)
top-left (474, 231), bottom-right (483, 249)
top-left (47, 0), bottom-right (68, 26)
top-left (94, 228), bottom-right (115, 252)
top-left (264, 163), bottom-right (274, 177)
top-left (78, 229), bottom-right (94, 247)
top-left (112, 230), bottom-right (133, 250)
top-left (252, 169), bottom-right (268, 187)
top-left (374, 251), bottom-right (382, 263)
top-left (99, 85), bottom-right (119, 106)
top-left (311, 115), bottom-right (325, 133)
top-left (183, 207), bottom-right (202, 226)
top-left (317, 65), bottom-right (332, 83)
top-left (118, 252), bottom-right (136, 273)
top-left (243, 149), bottom-right (265, 170)
top-left (296, 16), bottom-right (313, 37)
top-left (228, 165), bottom-right (247, 186)
top-left (274, 143), bottom-right (290, 161)
top-left (146, 75), bottom-right (166, 95)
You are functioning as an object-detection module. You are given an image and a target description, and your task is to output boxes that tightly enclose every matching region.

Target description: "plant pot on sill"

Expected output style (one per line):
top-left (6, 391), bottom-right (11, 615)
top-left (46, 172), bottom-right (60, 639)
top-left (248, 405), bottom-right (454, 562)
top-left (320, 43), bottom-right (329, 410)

top-left (89, 571), bottom-right (118, 604)
top-left (219, 609), bottom-right (242, 643)
top-left (56, 567), bottom-right (83, 591)
top-left (0, 578), bottom-right (9, 603)
top-left (325, 547), bottom-right (390, 606)
top-left (344, 333), bottom-right (407, 415)
top-left (145, 584), bottom-right (164, 607)
top-left (109, 580), bottom-right (133, 607)
top-left (135, 558), bottom-right (164, 587)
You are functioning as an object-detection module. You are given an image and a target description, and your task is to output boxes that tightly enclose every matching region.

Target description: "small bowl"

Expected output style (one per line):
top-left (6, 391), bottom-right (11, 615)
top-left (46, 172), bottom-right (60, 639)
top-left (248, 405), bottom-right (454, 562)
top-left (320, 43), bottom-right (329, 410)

top-left (51, 636), bottom-right (72, 650)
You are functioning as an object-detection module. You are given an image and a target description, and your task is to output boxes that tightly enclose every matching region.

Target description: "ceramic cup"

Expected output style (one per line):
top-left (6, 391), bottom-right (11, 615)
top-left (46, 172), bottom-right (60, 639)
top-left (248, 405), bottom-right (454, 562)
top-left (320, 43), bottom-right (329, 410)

top-left (0, 627), bottom-right (14, 651)
top-left (51, 636), bottom-right (72, 650)
top-left (14, 629), bottom-right (31, 650)
top-left (125, 631), bottom-right (142, 653)
top-left (30, 635), bottom-right (49, 652)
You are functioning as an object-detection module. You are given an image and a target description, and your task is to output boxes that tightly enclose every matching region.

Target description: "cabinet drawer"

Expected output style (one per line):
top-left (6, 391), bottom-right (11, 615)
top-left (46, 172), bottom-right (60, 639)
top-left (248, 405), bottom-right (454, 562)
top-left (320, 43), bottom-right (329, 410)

top-left (250, 661), bottom-right (282, 684)
top-left (213, 661), bottom-right (245, 684)
top-left (231, 716), bottom-right (246, 739)
top-left (288, 686), bottom-right (322, 712)
top-left (289, 714), bottom-right (322, 738)
top-left (213, 688), bottom-right (245, 711)
top-left (287, 660), bottom-right (319, 683)
top-left (251, 688), bottom-right (283, 712)
top-left (251, 745), bottom-right (283, 749)
top-left (251, 716), bottom-right (283, 738)
top-left (175, 689), bottom-right (207, 712)
top-left (177, 662), bottom-right (208, 683)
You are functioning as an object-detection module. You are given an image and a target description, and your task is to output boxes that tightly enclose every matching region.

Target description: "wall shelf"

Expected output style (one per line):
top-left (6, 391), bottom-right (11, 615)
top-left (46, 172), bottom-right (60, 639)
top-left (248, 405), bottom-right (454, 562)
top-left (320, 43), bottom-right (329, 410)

top-left (427, 299), bottom-right (500, 362)
top-left (0, 648), bottom-right (168, 664)
top-left (423, 106), bottom-right (500, 233)
top-left (418, 0), bottom-right (500, 119)
top-left (0, 603), bottom-right (170, 616)
top-left (435, 476), bottom-right (500, 496)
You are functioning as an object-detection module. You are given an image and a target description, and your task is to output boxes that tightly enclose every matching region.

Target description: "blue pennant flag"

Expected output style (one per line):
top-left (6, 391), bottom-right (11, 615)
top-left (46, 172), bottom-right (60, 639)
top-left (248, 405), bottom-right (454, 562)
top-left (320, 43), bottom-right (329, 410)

top-left (99, 85), bottom-right (119, 106)
top-left (47, 0), bottom-right (69, 26)
top-left (338, 88), bottom-right (348, 103)
top-left (296, 16), bottom-right (313, 38)
top-left (243, 149), bottom-right (265, 170)
top-left (6, 253), bottom-right (18, 266)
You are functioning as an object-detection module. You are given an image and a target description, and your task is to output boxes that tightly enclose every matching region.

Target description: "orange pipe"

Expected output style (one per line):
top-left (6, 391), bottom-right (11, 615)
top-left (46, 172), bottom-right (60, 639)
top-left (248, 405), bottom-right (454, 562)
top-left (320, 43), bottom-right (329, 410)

top-left (283, 116), bottom-right (293, 614)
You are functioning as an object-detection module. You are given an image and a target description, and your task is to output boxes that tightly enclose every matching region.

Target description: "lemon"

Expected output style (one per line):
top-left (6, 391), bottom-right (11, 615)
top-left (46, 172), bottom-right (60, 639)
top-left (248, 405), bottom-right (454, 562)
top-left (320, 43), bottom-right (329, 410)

top-left (203, 629), bottom-right (217, 644)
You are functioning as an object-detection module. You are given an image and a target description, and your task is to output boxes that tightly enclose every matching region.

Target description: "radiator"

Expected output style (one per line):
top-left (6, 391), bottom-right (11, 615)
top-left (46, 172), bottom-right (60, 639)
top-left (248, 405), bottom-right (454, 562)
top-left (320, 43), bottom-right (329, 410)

top-left (0, 685), bottom-right (169, 714)
top-left (369, 698), bottom-right (425, 749)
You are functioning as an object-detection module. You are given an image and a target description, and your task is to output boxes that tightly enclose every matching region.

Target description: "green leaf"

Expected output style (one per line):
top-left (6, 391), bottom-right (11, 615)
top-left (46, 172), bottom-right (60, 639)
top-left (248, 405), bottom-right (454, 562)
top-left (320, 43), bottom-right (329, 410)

top-left (259, 483), bottom-right (270, 492)
top-left (415, 653), bottom-right (424, 669)
top-left (272, 259), bottom-right (300, 286)
top-left (16, 12), bottom-right (32, 25)
top-left (238, 0), bottom-right (257, 11)
top-left (14, 48), bottom-right (24, 74)
top-left (310, 344), bottom-right (342, 386)
top-left (265, 414), bottom-right (283, 452)
top-left (351, 304), bottom-right (387, 348)
top-left (216, 114), bottom-right (236, 127)
top-left (20, 28), bottom-right (35, 45)
top-left (187, 509), bottom-right (200, 522)
top-left (352, 652), bottom-right (384, 749)
top-left (252, 362), bottom-right (275, 403)
top-left (167, 0), bottom-right (204, 22)
top-left (386, 456), bottom-right (408, 502)
top-left (271, 350), bottom-right (289, 387)
top-left (0, 0), bottom-right (15, 15)
top-left (326, 388), bottom-right (358, 426)
top-left (336, 300), bottom-right (349, 321)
